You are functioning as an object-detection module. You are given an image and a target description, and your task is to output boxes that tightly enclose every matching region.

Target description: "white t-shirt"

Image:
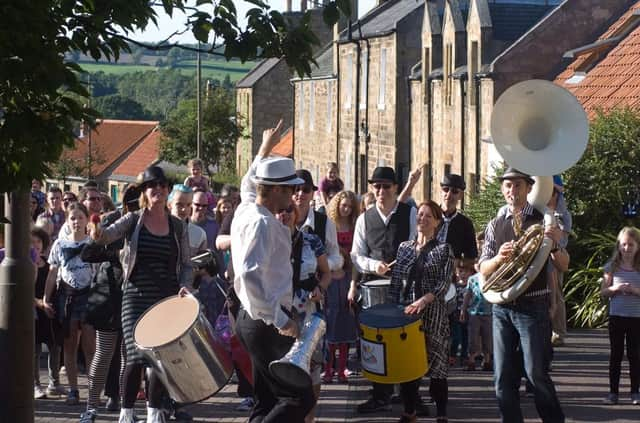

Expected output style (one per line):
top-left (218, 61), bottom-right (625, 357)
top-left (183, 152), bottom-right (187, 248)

top-left (48, 237), bottom-right (93, 289)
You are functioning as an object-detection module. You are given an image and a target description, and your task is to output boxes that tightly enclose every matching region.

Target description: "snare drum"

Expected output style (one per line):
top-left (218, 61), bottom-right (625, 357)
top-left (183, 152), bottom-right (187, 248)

top-left (360, 279), bottom-right (391, 309)
top-left (134, 295), bottom-right (234, 404)
top-left (359, 303), bottom-right (429, 384)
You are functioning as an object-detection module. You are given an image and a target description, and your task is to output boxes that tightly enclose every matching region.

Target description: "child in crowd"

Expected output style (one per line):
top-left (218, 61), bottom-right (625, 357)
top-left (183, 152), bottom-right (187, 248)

top-left (360, 192), bottom-right (376, 212)
top-left (600, 226), bottom-right (640, 405)
top-left (215, 197), bottom-right (233, 225)
top-left (319, 162), bottom-right (344, 209)
top-left (42, 202), bottom-right (96, 405)
top-left (32, 227), bottom-right (65, 399)
top-left (449, 259), bottom-right (471, 366)
top-left (325, 191), bottom-right (360, 383)
top-left (184, 158), bottom-right (210, 192)
top-left (460, 247), bottom-right (492, 371)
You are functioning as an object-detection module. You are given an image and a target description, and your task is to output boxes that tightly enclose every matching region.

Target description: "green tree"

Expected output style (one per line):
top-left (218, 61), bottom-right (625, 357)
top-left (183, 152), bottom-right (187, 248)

top-left (465, 163), bottom-right (508, 232)
top-left (92, 95), bottom-right (152, 120)
top-left (159, 87), bottom-right (240, 174)
top-left (2, 0), bottom-right (353, 192)
top-left (564, 108), bottom-right (640, 237)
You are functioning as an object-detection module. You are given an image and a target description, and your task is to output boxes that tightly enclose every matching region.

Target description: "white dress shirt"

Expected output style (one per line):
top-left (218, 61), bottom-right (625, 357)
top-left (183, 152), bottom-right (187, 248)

top-left (298, 207), bottom-right (344, 271)
top-left (231, 155), bottom-right (293, 329)
top-left (351, 201), bottom-right (417, 274)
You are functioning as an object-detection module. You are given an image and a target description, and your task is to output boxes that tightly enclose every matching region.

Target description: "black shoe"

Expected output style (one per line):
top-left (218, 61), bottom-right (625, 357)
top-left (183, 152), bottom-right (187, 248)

top-left (391, 393), bottom-right (402, 404)
top-left (105, 396), bottom-right (119, 412)
top-left (357, 398), bottom-right (392, 413)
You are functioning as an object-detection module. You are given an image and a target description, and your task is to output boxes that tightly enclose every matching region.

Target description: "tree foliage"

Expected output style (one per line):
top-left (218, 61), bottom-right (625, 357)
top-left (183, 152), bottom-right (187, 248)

top-left (1, 0), bottom-right (351, 192)
top-left (92, 95), bottom-right (152, 120)
top-left (564, 108), bottom-right (640, 237)
top-left (464, 163), bottom-right (508, 232)
top-left (159, 87), bottom-right (240, 174)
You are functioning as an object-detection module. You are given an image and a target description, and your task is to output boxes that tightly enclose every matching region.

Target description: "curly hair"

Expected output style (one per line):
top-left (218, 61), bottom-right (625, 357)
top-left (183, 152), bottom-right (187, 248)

top-left (327, 190), bottom-right (359, 228)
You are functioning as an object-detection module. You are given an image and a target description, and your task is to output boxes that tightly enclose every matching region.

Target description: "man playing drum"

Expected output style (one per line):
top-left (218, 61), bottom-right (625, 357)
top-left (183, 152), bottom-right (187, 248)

top-left (231, 120), bottom-right (315, 422)
top-left (479, 167), bottom-right (569, 423)
top-left (351, 166), bottom-right (416, 413)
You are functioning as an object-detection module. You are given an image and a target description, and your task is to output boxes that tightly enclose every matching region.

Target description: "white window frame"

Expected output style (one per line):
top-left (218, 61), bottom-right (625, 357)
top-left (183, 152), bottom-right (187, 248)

top-left (309, 81), bottom-right (315, 130)
top-left (378, 48), bottom-right (386, 110)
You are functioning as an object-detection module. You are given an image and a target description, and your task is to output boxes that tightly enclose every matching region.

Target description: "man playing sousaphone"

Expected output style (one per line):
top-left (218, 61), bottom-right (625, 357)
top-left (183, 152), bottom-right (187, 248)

top-left (479, 167), bottom-right (569, 423)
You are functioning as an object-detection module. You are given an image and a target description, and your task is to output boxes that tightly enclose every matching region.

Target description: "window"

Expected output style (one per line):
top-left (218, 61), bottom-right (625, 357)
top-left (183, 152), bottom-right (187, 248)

top-left (423, 47), bottom-right (430, 104)
top-left (299, 84), bottom-right (305, 130)
top-left (326, 81), bottom-right (333, 133)
top-left (309, 82), bottom-right (315, 130)
top-left (360, 49), bottom-right (368, 109)
top-left (345, 54), bottom-right (353, 109)
top-left (378, 48), bottom-right (386, 110)
top-left (110, 184), bottom-right (118, 201)
top-left (469, 41), bottom-right (478, 106)
top-left (445, 44), bottom-right (453, 106)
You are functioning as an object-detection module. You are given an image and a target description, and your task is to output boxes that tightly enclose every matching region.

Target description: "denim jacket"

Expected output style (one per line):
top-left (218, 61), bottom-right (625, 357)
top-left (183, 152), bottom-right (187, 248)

top-left (93, 209), bottom-right (193, 289)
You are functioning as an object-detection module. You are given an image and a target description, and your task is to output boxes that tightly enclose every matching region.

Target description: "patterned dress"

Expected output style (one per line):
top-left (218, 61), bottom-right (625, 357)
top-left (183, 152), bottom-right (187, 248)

top-left (121, 226), bottom-right (178, 364)
top-left (325, 230), bottom-right (358, 343)
top-left (388, 239), bottom-right (454, 378)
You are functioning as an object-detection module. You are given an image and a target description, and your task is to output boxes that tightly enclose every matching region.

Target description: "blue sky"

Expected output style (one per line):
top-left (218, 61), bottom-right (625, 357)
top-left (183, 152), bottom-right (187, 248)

top-left (130, 0), bottom-right (376, 43)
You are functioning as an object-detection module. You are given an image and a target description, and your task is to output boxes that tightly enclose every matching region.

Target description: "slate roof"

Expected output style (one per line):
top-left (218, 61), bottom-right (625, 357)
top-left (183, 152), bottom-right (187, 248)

top-left (489, 3), bottom-right (558, 41)
top-left (65, 120), bottom-right (159, 177)
top-left (309, 45), bottom-right (335, 78)
top-left (555, 2), bottom-right (640, 118)
top-left (236, 58), bottom-right (282, 88)
top-left (340, 0), bottom-right (424, 41)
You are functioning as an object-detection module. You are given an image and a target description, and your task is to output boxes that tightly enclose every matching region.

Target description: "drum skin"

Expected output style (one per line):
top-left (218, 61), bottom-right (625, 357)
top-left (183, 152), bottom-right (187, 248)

top-left (359, 303), bottom-right (429, 384)
top-left (134, 295), bottom-right (234, 404)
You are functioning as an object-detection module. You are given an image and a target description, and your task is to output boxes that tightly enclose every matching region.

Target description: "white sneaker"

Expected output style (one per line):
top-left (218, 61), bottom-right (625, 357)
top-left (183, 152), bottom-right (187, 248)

top-left (34, 385), bottom-right (47, 399)
top-left (119, 408), bottom-right (136, 423)
top-left (146, 407), bottom-right (166, 423)
top-left (46, 383), bottom-right (67, 396)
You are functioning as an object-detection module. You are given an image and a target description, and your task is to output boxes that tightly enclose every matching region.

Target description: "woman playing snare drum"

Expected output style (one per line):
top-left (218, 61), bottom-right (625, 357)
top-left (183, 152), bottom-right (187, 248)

top-left (387, 200), bottom-right (454, 423)
top-left (90, 166), bottom-right (192, 423)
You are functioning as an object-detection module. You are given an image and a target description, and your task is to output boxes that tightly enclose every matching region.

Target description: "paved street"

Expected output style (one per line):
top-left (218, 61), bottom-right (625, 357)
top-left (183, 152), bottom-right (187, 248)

top-left (34, 329), bottom-right (638, 422)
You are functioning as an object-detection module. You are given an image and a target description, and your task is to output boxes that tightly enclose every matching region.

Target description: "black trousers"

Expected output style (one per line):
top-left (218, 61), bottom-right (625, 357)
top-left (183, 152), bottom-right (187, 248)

top-left (608, 315), bottom-right (640, 394)
top-left (372, 382), bottom-right (393, 402)
top-left (104, 332), bottom-right (122, 399)
top-left (236, 308), bottom-right (315, 423)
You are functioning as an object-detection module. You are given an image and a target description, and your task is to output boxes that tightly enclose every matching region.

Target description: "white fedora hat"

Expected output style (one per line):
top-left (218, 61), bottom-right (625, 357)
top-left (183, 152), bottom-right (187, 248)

top-left (251, 157), bottom-right (305, 186)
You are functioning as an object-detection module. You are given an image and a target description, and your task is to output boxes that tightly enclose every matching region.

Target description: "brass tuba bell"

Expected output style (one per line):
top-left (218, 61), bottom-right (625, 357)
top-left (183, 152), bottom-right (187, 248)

top-left (481, 80), bottom-right (588, 304)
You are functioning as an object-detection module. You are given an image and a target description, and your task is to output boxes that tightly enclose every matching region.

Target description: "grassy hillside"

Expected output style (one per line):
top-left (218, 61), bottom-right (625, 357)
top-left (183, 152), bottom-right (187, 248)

top-left (78, 59), bottom-right (255, 82)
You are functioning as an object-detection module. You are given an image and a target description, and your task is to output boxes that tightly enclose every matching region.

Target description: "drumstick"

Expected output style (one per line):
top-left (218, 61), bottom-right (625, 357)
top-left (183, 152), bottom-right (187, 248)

top-left (387, 260), bottom-right (397, 267)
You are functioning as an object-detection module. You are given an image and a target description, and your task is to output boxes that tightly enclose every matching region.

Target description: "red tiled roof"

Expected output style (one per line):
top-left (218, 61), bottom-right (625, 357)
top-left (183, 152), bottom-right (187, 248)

top-left (64, 119), bottom-right (158, 176)
top-left (111, 128), bottom-right (161, 177)
top-left (555, 2), bottom-right (640, 119)
top-left (272, 127), bottom-right (293, 157)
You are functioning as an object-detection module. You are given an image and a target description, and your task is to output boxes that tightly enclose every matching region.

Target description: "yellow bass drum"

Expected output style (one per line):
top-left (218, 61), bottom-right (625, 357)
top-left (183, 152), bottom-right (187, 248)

top-left (359, 303), bottom-right (428, 384)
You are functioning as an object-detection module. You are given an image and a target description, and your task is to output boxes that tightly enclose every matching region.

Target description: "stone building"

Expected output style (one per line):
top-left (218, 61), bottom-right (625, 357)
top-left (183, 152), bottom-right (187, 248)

top-left (410, 0), bottom-right (636, 202)
top-left (293, 0), bottom-right (424, 193)
top-left (235, 1), bottom-right (357, 176)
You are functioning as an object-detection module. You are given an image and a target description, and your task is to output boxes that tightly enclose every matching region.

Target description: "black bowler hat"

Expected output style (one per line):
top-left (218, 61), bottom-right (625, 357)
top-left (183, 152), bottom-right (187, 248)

top-left (0, 216), bottom-right (9, 224)
top-left (123, 184), bottom-right (141, 205)
top-left (440, 174), bottom-right (466, 190)
top-left (499, 167), bottom-right (535, 185)
top-left (295, 169), bottom-right (318, 190)
top-left (140, 166), bottom-right (168, 187)
top-left (368, 167), bottom-right (397, 184)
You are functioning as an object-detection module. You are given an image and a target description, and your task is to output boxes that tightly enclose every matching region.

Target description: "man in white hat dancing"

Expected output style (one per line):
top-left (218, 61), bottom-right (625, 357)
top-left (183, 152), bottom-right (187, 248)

top-left (231, 120), bottom-right (314, 422)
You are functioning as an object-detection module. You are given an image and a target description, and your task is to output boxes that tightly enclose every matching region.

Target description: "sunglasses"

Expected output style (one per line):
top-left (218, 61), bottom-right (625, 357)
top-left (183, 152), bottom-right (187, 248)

top-left (441, 186), bottom-right (461, 195)
top-left (193, 203), bottom-right (209, 209)
top-left (372, 183), bottom-right (392, 191)
top-left (295, 185), bottom-right (313, 194)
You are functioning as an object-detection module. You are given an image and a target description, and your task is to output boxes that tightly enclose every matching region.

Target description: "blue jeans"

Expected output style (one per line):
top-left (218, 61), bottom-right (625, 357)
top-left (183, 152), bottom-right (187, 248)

top-left (493, 299), bottom-right (564, 423)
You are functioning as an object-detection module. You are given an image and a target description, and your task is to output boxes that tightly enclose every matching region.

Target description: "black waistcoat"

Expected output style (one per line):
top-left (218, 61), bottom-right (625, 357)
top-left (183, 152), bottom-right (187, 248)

top-left (364, 202), bottom-right (411, 265)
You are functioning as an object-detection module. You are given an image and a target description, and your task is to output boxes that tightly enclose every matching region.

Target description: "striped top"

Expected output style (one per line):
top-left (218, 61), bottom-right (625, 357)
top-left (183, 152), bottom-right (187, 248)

top-left (604, 263), bottom-right (640, 318)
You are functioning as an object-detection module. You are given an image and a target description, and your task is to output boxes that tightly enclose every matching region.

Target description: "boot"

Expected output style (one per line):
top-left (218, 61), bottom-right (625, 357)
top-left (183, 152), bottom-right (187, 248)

top-left (337, 343), bottom-right (349, 383)
top-left (323, 344), bottom-right (336, 383)
top-left (146, 406), bottom-right (166, 423)
top-left (118, 408), bottom-right (135, 423)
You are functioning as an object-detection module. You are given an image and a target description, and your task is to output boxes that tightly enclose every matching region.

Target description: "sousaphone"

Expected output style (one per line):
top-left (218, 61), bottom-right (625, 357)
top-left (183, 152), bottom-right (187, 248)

top-left (481, 80), bottom-right (588, 304)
